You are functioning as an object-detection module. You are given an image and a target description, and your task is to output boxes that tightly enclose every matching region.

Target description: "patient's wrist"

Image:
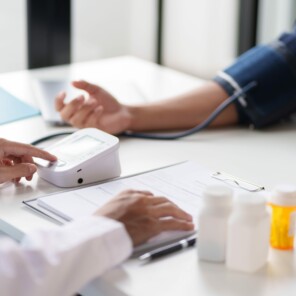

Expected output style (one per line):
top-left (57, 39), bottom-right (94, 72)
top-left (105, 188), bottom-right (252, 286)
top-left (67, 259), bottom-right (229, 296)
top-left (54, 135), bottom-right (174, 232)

top-left (124, 105), bottom-right (142, 131)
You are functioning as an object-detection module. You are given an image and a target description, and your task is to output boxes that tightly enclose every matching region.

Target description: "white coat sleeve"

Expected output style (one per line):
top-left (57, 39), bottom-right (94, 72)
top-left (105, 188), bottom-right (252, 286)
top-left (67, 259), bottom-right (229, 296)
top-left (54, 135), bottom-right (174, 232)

top-left (0, 216), bottom-right (132, 296)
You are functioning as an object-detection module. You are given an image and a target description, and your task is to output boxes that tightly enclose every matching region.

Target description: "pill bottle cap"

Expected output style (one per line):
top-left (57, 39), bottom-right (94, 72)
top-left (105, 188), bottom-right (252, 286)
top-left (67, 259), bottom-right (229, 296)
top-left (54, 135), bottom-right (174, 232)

top-left (234, 194), bottom-right (266, 214)
top-left (270, 184), bottom-right (296, 206)
top-left (202, 185), bottom-right (233, 207)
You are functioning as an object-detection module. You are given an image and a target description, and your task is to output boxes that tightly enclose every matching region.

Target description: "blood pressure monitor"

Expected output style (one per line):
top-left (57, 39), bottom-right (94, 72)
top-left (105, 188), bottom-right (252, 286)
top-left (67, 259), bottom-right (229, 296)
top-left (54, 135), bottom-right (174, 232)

top-left (35, 128), bottom-right (121, 187)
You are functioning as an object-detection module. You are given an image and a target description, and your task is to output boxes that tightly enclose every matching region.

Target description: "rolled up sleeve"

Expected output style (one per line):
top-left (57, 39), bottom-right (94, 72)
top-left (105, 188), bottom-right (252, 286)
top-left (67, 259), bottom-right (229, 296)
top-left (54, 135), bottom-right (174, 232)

top-left (213, 27), bottom-right (296, 128)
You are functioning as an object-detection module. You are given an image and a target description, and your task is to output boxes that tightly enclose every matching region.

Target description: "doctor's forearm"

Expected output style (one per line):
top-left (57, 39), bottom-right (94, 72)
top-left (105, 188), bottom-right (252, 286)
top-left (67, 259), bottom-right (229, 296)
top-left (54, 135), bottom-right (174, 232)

top-left (126, 81), bottom-right (238, 132)
top-left (0, 217), bottom-right (132, 296)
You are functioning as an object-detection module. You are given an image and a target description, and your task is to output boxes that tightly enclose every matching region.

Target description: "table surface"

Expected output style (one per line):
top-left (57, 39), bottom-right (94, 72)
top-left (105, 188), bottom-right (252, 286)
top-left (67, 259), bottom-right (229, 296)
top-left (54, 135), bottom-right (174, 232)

top-left (0, 56), bottom-right (296, 296)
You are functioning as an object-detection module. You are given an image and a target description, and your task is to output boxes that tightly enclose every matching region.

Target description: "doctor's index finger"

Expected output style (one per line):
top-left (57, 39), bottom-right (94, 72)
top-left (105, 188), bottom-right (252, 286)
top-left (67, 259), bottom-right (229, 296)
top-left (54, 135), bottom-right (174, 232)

top-left (72, 80), bottom-right (102, 96)
top-left (1, 139), bottom-right (57, 161)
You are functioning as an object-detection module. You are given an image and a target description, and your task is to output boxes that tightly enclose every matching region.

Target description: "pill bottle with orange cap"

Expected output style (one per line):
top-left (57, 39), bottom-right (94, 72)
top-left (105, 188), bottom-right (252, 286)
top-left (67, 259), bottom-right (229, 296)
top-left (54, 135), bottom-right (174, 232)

top-left (269, 184), bottom-right (296, 250)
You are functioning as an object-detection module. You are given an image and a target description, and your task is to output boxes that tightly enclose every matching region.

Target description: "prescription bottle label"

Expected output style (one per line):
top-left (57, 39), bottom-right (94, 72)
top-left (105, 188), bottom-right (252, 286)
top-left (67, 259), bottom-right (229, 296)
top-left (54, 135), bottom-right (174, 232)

top-left (289, 212), bottom-right (296, 237)
top-left (269, 204), bottom-right (296, 250)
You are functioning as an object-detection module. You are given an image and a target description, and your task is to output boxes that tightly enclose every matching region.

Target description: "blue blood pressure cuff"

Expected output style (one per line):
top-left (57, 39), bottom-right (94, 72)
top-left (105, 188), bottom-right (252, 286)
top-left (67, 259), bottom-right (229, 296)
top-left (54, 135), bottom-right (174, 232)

top-left (213, 28), bottom-right (296, 128)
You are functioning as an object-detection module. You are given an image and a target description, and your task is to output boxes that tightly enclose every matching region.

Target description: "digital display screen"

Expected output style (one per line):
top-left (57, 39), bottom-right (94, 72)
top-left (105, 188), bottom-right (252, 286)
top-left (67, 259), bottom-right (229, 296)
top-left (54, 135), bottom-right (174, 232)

top-left (49, 135), bottom-right (106, 164)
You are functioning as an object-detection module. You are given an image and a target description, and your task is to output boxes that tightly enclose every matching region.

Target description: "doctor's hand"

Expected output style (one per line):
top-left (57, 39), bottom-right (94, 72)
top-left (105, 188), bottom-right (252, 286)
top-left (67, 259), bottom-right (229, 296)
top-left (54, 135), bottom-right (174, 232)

top-left (55, 80), bottom-right (132, 134)
top-left (0, 138), bottom-right (57, 184)
top-left (95, 190), bottom-right (194, 246)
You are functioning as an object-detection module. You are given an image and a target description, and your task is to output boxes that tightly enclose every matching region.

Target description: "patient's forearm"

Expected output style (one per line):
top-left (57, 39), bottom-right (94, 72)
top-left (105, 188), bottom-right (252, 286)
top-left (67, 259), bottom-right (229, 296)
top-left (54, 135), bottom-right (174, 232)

top-left (127, 81), bottom-right (238, 132)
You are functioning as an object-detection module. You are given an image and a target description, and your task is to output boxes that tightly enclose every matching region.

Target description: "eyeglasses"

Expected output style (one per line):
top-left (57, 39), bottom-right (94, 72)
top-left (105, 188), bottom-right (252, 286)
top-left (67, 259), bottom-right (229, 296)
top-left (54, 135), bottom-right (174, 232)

top-left (212, 172), bottom-right (265, 192)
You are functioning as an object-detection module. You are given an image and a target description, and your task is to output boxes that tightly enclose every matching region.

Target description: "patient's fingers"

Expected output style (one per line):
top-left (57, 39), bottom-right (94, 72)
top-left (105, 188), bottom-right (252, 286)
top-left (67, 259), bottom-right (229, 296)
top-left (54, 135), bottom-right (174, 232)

top-left (69, 99), bottom-right (99, 127)
top-left (55, 91), bottom-right (66, 111)
top-left (59, 95), bottom-right (85, 121)
top-left (72, 80), bottom-right (102, 96)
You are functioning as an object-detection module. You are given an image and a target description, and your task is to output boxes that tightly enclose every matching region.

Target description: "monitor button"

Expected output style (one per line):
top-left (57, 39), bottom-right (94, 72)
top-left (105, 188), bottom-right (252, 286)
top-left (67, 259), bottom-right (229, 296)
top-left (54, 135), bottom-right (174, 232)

top-left (56, 160), bottom-right (66, 167)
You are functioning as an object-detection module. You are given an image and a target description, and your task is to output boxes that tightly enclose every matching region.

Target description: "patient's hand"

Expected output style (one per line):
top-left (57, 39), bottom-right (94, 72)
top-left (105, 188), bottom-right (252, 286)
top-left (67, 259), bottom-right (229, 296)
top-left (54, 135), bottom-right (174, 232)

top-left (55, 80), bottom-right (132, 134)
top-left (95, 190), bottom-right (194, 246)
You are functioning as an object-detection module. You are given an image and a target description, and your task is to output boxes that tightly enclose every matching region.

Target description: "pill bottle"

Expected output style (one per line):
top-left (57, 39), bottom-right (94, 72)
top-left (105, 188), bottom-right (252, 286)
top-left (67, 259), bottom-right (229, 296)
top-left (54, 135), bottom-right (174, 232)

top-left (226, 194), bottom-right (270, 273)
top-left (269, 184), bottom-right (296, 250)
top-left (197, 185), bottom-right (233, 262)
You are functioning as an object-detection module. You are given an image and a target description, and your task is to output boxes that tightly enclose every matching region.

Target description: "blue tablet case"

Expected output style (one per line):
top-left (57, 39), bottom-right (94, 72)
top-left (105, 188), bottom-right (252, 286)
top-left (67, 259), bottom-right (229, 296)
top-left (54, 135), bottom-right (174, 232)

top-left (0, 87), bottom-right (40, 125)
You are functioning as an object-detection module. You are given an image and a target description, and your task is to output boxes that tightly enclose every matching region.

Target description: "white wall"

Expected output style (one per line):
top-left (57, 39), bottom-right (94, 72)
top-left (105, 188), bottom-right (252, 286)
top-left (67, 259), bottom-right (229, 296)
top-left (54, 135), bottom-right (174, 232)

top-left (0, 0), bottom-right (157, 73)
top-left (72, 0), bottom-right (131, 62)
top-left (162, 0), bottom-right (239, 79)
top-left (0, 0), bottom-right (239, 78)
top-left (129, 0), bottom-right (157, 62)
top-left (1, 0), bottom-right (295, 77)
top-left (0, 0), bottom-right (26, 72)
top-left (257, 0), bottom-right (296, 44)
top-left (72, 0), bottom-right (157, 63)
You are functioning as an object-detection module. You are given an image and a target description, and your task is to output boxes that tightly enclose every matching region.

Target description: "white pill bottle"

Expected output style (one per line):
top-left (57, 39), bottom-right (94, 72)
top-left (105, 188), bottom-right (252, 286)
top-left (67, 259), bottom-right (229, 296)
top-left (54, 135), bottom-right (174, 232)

top-left (197, 185), bottom-right (233, 262)
top-left (226, 194), bottom-right (270, 273)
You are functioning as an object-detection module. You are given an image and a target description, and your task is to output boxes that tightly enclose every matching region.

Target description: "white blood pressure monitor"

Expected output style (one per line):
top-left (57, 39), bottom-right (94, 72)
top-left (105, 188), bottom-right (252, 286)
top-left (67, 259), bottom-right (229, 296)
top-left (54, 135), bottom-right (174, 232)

top-left (36, 128), bottom-right (121, 187)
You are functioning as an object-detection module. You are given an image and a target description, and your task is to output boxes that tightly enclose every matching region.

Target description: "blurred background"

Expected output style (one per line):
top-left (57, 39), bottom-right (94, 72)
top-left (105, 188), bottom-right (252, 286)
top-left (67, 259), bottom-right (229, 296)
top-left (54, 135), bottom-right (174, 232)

top-left (0, 0), bottom-right (295, 78)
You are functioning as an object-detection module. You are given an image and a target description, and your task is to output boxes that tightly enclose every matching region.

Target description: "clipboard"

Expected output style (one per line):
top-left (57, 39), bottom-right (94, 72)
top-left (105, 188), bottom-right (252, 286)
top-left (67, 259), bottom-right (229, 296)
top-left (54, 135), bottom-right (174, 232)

top-left (23, 160), bottom-right (265, 254)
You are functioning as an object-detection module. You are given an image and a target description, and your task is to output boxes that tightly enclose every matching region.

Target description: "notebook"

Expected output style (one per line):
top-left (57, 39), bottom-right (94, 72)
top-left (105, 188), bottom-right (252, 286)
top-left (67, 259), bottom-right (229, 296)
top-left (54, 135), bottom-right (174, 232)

top-left (0, 87), bottom-right (40, 125)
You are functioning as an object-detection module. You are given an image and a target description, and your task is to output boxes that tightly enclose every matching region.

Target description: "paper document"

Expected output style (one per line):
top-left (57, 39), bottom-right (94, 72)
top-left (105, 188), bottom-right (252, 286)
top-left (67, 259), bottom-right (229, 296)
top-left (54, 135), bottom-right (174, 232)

top-left (25, 161), bottom-right (263, 253)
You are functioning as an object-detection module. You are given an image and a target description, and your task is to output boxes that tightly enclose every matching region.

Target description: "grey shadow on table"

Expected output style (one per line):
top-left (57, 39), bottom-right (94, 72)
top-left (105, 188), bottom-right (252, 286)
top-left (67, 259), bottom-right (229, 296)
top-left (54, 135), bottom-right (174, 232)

top-left (80, 267), bottom-right (129, 296)
top-left (197, 252), bottom-right (296, 296)
top-left (0, 182), bottom-right (34, 201)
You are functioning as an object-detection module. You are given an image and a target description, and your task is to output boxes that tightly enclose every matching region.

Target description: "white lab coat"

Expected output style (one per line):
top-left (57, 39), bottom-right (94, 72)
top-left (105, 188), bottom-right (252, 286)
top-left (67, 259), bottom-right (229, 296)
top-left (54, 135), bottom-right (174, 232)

top-left (0, 216), bottom-right (132, 296)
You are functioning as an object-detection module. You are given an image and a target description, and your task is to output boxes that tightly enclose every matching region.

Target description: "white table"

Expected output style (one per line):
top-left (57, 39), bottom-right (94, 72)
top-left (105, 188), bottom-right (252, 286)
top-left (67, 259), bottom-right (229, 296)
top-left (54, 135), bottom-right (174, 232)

top-left (0, 56), bottom-right (296, 296)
